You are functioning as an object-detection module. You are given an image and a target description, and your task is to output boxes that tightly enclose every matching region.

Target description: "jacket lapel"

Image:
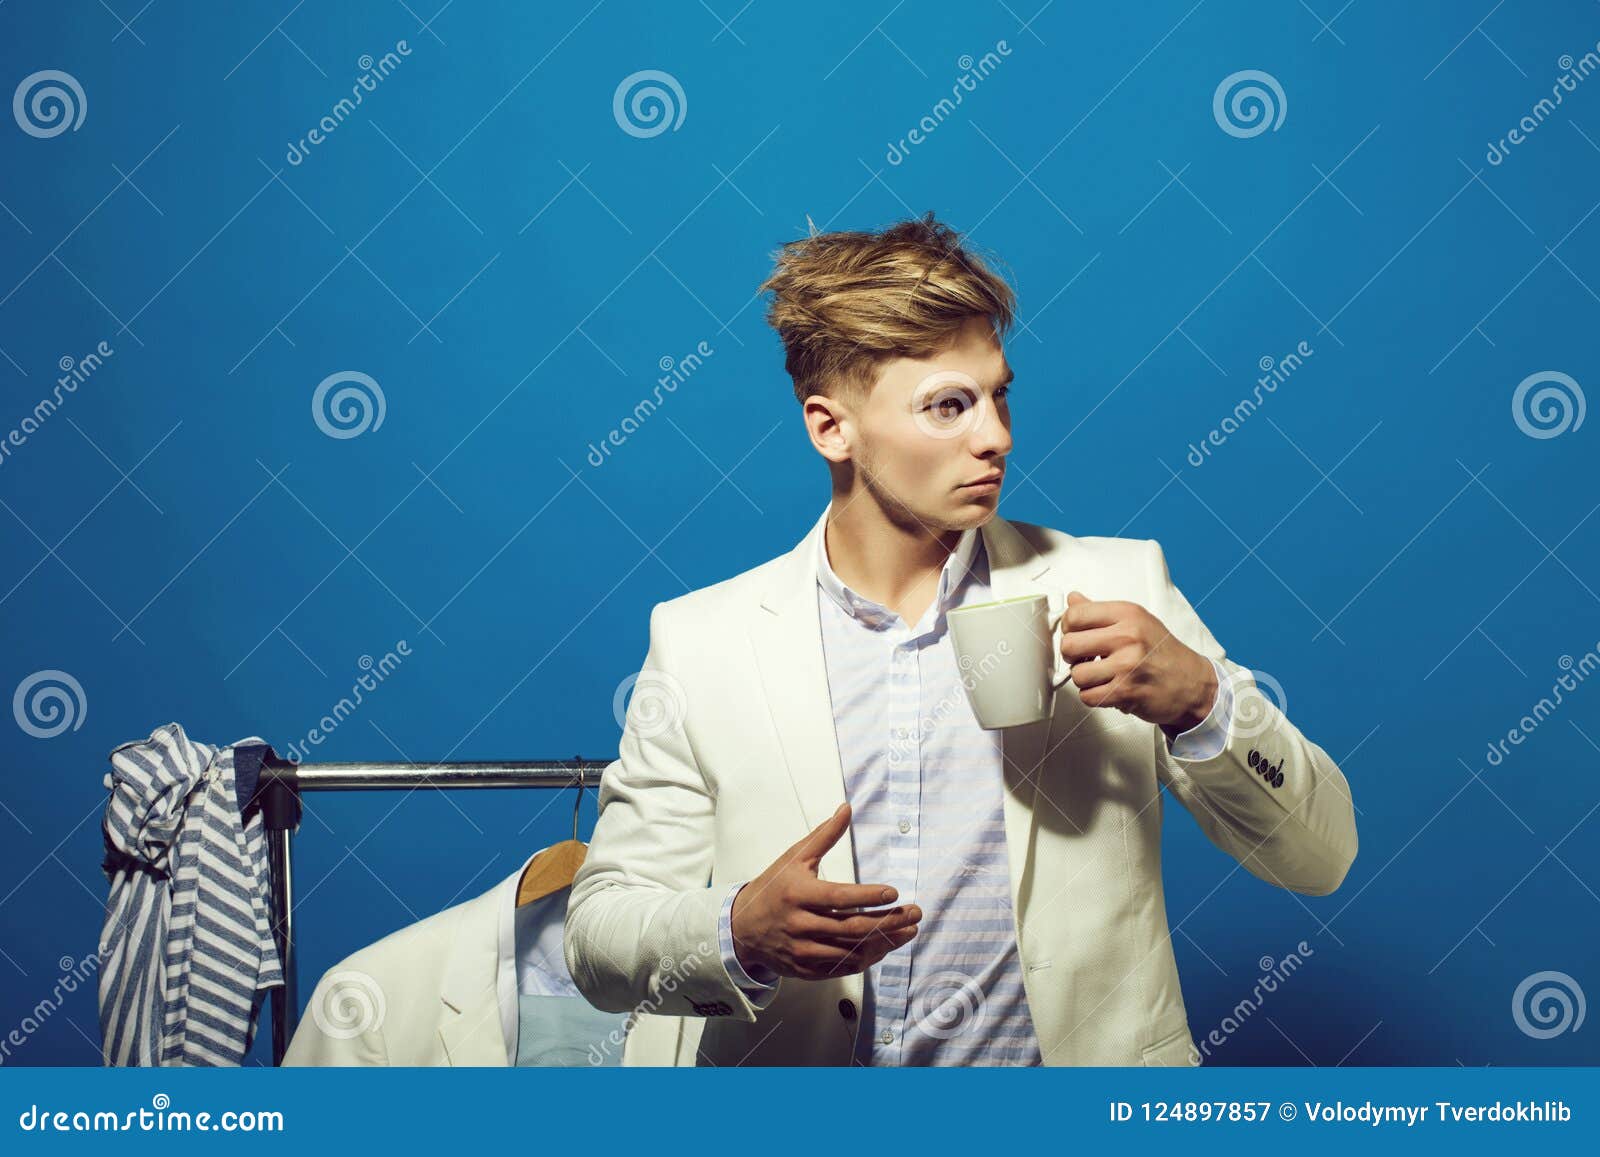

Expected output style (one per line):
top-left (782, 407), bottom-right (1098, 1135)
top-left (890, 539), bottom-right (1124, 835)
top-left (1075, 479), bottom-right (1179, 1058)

top-left (436, 881), bottom-right (515, 1066)
top-left (748, 512), bottom-right (859, 888)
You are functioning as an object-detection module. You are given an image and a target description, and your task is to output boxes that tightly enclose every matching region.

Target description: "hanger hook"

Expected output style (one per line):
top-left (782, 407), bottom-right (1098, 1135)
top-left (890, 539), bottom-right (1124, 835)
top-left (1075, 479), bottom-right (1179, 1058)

top-left (570, 757), bottom-right (583, 841)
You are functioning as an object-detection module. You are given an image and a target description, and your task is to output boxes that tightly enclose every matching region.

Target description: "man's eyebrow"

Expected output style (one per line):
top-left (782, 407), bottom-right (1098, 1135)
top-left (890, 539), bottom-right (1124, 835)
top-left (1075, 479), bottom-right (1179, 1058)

top-left (997, 366), bottom-right (1015, 387)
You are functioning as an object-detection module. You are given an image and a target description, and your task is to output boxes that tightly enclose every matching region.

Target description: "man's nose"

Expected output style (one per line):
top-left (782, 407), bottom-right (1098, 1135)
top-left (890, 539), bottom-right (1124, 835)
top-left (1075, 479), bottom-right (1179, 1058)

top-left (972, 402), bottom-right (1012, 456)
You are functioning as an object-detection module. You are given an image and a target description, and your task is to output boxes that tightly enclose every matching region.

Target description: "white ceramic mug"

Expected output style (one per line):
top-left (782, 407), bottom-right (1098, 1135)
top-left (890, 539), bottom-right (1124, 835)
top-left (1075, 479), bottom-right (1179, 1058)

top-left (946, 593), bottom-right (1071, 729)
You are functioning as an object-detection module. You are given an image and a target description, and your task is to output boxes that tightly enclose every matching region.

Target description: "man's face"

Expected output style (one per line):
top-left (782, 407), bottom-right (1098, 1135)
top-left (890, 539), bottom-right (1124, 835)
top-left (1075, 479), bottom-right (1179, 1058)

top-left (847, 315), bottom-right (1014, 534)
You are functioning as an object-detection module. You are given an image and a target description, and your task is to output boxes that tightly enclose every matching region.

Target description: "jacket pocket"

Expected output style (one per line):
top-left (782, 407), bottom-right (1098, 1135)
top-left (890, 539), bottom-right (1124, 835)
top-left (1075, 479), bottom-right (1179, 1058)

top-left (1140, 1018), bottom-right (1199, 1067)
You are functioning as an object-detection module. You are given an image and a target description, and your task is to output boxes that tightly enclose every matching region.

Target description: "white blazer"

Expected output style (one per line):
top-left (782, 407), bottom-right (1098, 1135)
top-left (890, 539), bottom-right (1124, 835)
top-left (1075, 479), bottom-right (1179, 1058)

top-left (282, 850), bottom-right (671, 1066)
top-left (565, 509), bottom-right (1359, 1067)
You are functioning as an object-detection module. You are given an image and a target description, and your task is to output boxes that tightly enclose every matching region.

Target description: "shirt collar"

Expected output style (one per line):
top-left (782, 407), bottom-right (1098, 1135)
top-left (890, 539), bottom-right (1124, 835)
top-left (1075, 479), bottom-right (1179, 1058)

top-left (814, 507), bottom-right (983, 630)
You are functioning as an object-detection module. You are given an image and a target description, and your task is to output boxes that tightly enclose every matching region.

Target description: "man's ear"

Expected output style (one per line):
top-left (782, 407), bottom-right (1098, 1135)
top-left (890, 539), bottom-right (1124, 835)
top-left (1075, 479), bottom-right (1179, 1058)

top-left (803, 395), bottom-right (852, 464)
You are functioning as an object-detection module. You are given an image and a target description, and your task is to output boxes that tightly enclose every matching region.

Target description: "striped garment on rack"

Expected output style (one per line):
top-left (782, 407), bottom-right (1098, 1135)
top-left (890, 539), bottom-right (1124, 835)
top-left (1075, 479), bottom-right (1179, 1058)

top-left (98, 723), bottom-right (284, 1066)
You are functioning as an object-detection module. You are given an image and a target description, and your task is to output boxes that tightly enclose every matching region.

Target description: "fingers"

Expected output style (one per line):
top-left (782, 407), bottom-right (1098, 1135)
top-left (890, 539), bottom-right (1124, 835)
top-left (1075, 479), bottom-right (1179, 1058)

top-left (787, 802), bottom-right (852, 866)
top-left (793, 877), bottom-right (899, 911)
top-left (1063, 592), bottom-right (1121, 630)
top-left (790, 904), bottom-right (922, 943)
top-left (1059, 625), bottom-right (1124, 663)
top-left (788, 923), bottom-right (919, 978)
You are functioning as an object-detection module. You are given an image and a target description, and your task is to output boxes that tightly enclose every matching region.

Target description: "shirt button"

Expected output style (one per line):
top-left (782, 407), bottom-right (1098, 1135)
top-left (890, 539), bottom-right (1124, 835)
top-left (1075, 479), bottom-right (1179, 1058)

top-left (879, 1029), bottom-right (894, 1045)
top-left (898, 818), bottom-right (912, 834)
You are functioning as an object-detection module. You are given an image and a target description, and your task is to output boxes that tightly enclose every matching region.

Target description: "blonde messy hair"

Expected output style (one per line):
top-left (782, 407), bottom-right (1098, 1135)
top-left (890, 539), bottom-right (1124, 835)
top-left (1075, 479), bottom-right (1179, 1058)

top-left (759, 211), bottom-right (1017, 407)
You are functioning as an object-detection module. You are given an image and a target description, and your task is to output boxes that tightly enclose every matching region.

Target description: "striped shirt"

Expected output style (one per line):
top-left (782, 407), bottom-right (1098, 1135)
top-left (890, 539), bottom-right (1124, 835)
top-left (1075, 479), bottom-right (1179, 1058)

top-left (812, 520), bottom-right (1040, 1065)
top-left (99, 724), bottom-right (283, 1066)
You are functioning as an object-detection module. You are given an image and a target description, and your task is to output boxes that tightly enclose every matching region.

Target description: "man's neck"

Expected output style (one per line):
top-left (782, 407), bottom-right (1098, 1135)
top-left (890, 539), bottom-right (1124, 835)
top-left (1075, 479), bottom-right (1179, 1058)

top-left (823, 494), bottom-right (964, 624)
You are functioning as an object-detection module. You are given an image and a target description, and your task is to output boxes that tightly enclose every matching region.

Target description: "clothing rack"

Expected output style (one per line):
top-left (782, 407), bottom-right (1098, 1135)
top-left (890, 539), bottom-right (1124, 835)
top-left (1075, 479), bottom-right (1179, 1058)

top-left (254, 756), bottom-right (610, 1066)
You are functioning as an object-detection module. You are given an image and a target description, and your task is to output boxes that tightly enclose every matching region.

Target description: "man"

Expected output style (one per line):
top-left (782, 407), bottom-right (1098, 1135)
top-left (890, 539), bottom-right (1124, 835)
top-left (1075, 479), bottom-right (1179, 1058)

top-left (564, 212), bottom-right (1358, 1066)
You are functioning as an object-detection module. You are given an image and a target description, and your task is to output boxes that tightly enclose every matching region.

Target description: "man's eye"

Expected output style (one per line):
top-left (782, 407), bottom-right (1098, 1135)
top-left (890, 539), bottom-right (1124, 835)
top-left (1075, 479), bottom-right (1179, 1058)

top-left (934, 397), bottom-right (966, 419)
top-left (996, 385), bottom-right (1010, 401)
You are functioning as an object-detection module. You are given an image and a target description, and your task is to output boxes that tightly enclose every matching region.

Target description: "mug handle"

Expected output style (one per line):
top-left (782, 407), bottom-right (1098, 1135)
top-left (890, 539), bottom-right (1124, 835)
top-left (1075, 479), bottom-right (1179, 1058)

top-left (1047, 608), bottom-right (1073, 690)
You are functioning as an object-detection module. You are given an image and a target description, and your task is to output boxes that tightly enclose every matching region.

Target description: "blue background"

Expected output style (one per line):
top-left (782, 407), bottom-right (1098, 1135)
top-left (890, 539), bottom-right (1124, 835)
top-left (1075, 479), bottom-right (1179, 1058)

top-left (0, 0), bottom-right (1596, 1066)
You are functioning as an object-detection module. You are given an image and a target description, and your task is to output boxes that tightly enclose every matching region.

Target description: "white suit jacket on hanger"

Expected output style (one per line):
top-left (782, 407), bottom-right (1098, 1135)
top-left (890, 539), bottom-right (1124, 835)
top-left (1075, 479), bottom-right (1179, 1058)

top-left (283, 847), bottom-right (653, 1066)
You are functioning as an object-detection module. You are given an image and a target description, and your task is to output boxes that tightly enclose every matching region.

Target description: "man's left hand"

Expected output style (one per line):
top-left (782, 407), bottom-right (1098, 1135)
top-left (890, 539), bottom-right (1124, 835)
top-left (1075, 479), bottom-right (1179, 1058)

top-left (1058, 590), bottom-right (1218, 736)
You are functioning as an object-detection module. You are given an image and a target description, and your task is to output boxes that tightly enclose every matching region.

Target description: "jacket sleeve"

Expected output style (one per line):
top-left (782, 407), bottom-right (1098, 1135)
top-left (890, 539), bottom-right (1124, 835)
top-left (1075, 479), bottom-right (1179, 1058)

top-left (1145, 539), bottom-right (1358, 896)
top-left (564, 600), bottom-right (773, 1022)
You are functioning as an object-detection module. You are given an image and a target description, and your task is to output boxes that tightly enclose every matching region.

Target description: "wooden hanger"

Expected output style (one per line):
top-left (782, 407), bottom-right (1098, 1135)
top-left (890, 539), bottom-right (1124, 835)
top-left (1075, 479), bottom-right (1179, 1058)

top-left (516, 775), bottom-right (587, 907)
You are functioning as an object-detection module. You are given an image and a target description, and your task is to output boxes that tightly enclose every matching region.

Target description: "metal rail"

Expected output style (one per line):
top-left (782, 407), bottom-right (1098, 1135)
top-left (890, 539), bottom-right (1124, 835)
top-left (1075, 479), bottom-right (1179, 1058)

top-left (255, 756), bottom-right (611, 1065)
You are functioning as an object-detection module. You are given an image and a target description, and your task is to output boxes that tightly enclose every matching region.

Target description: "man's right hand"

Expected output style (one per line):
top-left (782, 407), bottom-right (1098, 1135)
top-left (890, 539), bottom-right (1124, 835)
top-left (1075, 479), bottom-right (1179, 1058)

top-left (729, 802), bottom-right (921, 981)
